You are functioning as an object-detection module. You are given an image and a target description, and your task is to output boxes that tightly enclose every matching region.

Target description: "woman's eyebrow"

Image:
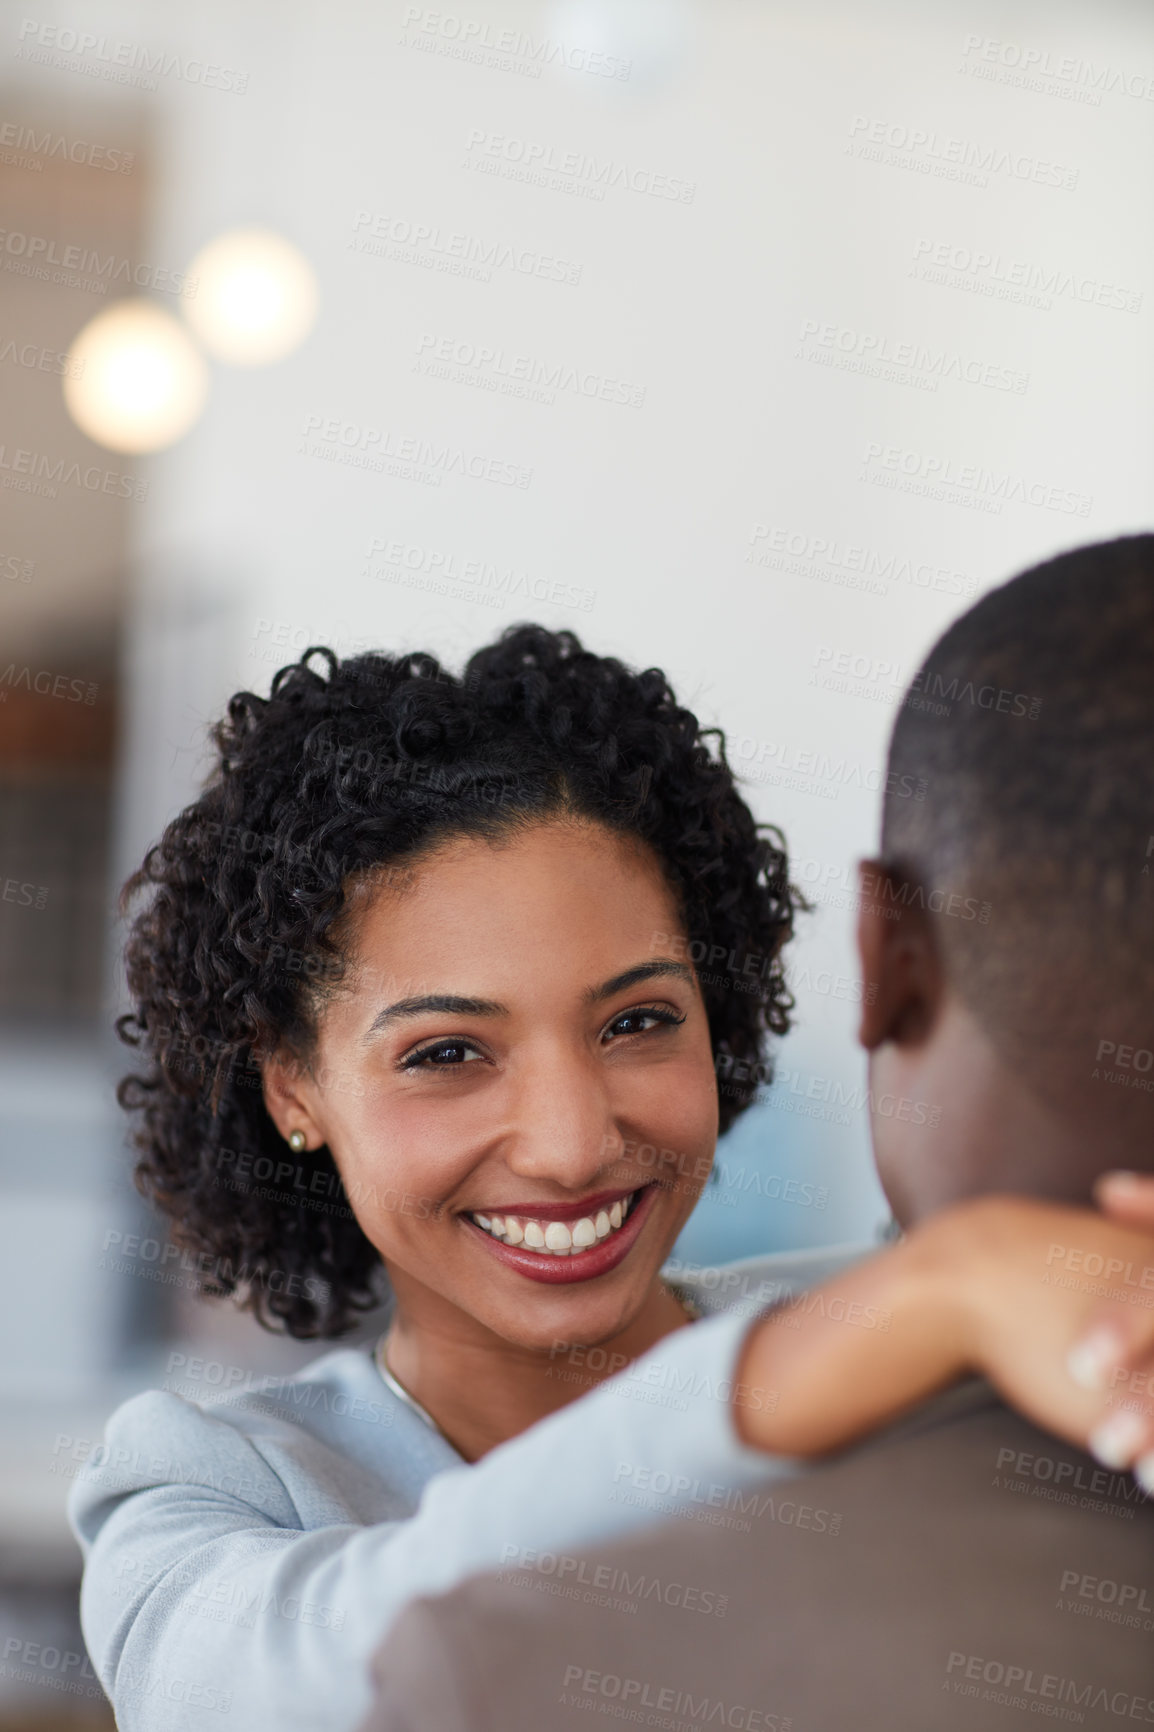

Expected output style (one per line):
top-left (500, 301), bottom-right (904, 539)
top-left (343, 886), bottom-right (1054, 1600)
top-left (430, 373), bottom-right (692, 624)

top-left (585, 959), bottom-right (694, 1003)
top-left (364, 994), bottom-right (508, 1040)
top-left (362, 961), bottom-right (693, 1039)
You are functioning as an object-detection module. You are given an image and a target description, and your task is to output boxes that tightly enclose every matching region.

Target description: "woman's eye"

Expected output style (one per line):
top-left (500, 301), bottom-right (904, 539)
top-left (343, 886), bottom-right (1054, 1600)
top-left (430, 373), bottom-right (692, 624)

top-left (604, 1006), bottom-right (685, 1042)
top-left (402, 1040), bottom-right (483, 1070)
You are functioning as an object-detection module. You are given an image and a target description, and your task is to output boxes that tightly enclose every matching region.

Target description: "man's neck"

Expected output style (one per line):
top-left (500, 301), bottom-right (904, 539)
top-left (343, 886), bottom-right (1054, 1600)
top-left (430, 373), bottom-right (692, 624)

top-left (882, 992), bottom-right (1154, 1225)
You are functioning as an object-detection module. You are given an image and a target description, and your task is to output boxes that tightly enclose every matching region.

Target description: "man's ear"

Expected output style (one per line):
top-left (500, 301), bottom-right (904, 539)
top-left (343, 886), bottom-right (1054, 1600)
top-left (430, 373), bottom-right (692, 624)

top-left (261, 1049), bottom-right (326, 1153)
top-left (855, 859), bottom-right (944, 1052)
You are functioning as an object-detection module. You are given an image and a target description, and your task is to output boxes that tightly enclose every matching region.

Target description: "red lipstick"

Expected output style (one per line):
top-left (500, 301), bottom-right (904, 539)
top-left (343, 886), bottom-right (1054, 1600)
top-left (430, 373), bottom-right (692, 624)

top-left (463, 1183), bottom-right (659, 1285)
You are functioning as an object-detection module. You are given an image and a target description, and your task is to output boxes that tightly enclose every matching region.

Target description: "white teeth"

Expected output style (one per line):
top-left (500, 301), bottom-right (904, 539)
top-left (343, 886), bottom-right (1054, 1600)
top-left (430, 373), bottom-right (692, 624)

top-left (469, 1193), bottom-right (638, 1255)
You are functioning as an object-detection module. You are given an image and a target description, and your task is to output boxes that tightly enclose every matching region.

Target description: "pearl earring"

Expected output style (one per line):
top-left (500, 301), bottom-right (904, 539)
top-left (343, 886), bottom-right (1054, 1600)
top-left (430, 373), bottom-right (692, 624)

top-left (288, 1129), bottom-right (307, 1153)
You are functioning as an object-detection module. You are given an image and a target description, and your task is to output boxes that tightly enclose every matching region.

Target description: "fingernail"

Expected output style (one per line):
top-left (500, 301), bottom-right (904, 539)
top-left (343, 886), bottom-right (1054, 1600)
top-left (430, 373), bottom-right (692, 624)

top-left (1135, 1453), bottom-right (1154, 1496)
top-left (1067, 1326), bottom-right (1124, 1391)
top-left (1088, 1411), bottom-right (1148, 1470)
top-left (1099, 1170), bottom-right (1141, 1193)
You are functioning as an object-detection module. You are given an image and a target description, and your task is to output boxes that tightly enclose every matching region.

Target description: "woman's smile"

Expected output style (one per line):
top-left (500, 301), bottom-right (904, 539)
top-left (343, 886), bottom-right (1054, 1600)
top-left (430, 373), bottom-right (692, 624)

top-left (463, 1181), bottom-right (659, 1283)
top-left (264, 817), bottom-right (721, 1368)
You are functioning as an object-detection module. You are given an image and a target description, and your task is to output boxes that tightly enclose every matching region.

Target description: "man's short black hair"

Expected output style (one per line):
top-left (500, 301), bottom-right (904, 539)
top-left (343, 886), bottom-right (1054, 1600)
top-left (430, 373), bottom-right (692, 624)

top-left (882, 534), bottom-right (1154, 1089)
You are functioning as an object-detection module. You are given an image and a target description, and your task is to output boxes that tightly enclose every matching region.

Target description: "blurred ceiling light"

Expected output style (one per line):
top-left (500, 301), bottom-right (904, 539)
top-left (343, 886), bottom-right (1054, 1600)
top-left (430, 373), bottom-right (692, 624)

top-left (183, 227), bottom-right (318, 364)
top-left (64, 298), bottom-right (209, 453)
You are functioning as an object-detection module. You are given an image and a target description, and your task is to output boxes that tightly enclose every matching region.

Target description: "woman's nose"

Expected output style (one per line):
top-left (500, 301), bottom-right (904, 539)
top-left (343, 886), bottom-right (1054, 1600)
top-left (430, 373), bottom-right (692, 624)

top-left (499, 1049), bottom-right (622, 1191)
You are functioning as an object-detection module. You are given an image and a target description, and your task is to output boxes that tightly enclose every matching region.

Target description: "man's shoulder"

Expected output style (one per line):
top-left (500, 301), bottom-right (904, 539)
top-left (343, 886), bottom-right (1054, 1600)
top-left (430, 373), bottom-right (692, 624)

top-left (824, 1386), bottom-right (1154, 1532)
top-left (620, 1394), bottom-right (1154, 1707)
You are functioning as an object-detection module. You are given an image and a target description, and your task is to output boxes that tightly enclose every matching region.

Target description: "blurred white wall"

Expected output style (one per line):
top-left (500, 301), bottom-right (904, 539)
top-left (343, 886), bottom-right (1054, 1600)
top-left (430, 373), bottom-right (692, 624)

top-left (103, 0), bottom-right (1154, 1256)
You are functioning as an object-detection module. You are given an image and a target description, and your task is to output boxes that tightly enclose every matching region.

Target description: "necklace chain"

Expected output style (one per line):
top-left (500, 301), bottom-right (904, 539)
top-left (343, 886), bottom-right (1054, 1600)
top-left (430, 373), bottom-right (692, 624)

top-left (664, 1279), bottom-right (702, 1324)
top-left (374, 1337), bottom-right (444, 1435)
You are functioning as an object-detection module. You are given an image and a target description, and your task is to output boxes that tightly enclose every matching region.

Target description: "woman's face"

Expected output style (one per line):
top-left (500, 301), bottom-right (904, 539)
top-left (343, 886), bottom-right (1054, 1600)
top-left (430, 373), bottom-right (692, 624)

top-left (271, 819), bottom-right (718, 1351)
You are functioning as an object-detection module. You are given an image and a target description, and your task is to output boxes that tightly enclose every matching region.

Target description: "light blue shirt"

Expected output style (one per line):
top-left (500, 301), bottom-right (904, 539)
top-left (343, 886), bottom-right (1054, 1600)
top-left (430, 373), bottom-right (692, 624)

top-left (68, 1244), bottom-right (864, 1732)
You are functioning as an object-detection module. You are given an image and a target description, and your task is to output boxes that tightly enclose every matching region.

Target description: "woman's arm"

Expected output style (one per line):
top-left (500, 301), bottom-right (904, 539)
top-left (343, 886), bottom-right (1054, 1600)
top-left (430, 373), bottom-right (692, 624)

top-left (71, 1192), bottom-right (1154, 1732)
top-left (731, 1193), bottom-right (1154, 1470)
top-left (69, 1300), bottom-right (810, 1732)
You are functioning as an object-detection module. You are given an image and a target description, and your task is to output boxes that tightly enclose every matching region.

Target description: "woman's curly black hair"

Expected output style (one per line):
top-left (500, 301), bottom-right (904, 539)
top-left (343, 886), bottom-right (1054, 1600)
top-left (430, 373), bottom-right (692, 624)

top-left (118, 624), bottom-right (802, 1339)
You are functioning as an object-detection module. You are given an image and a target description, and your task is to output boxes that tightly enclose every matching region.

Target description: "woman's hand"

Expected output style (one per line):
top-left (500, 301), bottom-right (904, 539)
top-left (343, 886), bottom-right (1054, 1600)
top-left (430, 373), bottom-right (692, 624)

top-left (1095, 1169), bottom-right (1154, 1230)
top-left (1072, 1171), bottom-right (1154, 1490)
top-left (732, 1193), bottom-right (1154, 1491)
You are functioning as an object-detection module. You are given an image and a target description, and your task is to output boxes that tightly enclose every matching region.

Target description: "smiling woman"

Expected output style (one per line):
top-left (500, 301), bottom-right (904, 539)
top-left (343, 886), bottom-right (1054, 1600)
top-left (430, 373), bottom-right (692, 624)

top-left (70, 626), bottom-right (826, 1732)
top-left (257, 815), bottom-right (732, 1459)
top-left (114, 624), bottom-right (796, 1351)
top-left (67, 623), bottom-right (1154, 1732)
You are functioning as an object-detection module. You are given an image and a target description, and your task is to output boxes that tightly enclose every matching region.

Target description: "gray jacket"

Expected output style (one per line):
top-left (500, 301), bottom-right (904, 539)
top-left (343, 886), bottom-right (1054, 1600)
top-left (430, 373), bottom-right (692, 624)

top-left (68, 1245), bottom-right (859, 1731)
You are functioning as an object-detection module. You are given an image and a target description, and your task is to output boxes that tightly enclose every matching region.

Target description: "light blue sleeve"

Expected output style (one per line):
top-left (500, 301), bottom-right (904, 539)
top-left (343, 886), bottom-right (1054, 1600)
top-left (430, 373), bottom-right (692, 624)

top-left (69, 1306), bottom-right (801, 1732)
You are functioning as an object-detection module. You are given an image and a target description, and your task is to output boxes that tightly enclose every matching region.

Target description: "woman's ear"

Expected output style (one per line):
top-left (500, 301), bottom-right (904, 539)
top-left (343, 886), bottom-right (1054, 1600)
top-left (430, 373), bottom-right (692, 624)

top-left (855, 859), bottom-right (945, 1053)
top-left (261, 1049), bottom-right (326, 1152)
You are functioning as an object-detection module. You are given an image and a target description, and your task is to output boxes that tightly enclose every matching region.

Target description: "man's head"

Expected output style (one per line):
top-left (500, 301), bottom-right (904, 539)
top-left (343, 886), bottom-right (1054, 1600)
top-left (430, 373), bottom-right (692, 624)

top-left (858, 534), bottom-right (1154, 1226)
